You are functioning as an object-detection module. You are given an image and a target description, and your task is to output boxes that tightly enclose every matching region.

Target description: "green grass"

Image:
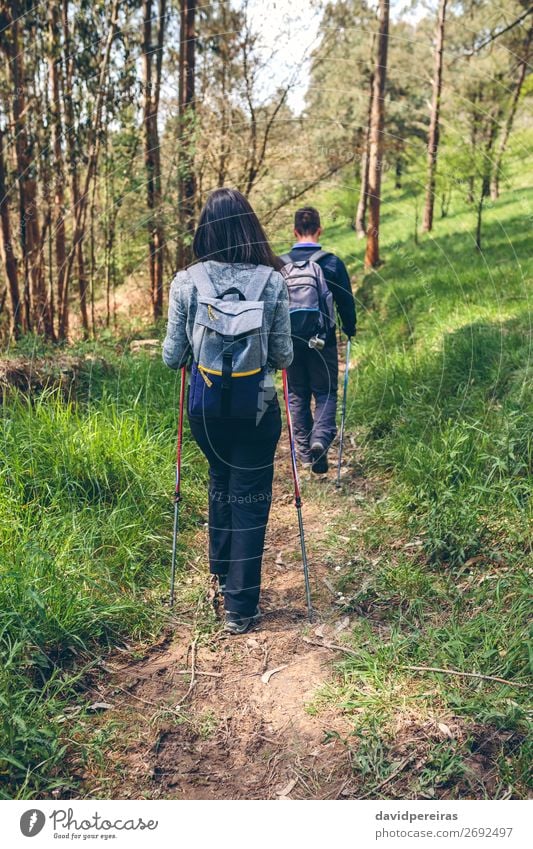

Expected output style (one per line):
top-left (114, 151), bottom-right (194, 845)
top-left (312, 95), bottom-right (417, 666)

top-left (298, 159), bottom-right (532, 797)
top-left (0, 349), bottom-right (205, 797)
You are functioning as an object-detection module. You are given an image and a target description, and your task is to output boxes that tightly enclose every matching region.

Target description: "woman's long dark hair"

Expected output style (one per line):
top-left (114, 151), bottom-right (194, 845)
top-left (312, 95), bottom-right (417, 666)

top-left (192, 188), bottom-right (282, 270)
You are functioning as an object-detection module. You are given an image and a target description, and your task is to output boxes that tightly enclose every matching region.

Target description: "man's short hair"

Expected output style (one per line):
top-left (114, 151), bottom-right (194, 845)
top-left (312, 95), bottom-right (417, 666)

top-left (294, 207), bottom-right (321, 236)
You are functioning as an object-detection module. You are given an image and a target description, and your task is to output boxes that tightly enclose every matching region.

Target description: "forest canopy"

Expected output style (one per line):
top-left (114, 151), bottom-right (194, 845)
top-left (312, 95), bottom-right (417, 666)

top-left (0, 0), bottom-right (531, 340)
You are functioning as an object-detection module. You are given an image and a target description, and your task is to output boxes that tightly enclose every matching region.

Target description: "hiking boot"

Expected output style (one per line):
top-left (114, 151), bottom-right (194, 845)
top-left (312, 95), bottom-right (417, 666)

top-left (224, 607), bottom-right (261, 635)
top-left (311, 440), bottom-right (329, 474)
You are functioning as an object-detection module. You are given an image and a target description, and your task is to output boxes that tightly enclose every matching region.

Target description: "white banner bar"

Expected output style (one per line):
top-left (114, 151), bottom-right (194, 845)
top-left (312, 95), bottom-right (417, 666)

top-left (2, 799), bottom-right (531, 849)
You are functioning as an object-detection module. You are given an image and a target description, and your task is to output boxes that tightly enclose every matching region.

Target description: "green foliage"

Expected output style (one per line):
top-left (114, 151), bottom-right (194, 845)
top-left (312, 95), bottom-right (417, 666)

top-left (0, 351), bottom-right (204, 797)
top-left (341, 180), bottom-right (532, 566)
top-left (310, 161), bottom-right (532, 797)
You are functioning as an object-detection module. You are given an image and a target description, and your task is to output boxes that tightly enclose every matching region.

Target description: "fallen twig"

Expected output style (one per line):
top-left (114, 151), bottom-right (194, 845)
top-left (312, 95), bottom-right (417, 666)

top-left (113, 684), bottom-right (159, 708)
top-left (321, 577), bottom-right (337, 596)
top-left (175, 637), bottom-right (198, 706)
top-left (303, 641), bottom-right (526, 688)
top-left (302, 636), bottom-right (359, 657)
top-left (402, 665), bottom-right (528, 689)
top-left (174, 669), bottom-right (222, 679)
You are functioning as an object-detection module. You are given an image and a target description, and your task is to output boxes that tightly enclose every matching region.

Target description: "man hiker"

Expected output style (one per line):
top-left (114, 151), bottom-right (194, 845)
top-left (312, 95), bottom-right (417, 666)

top-left (281, 206), bottom-right (356, 474)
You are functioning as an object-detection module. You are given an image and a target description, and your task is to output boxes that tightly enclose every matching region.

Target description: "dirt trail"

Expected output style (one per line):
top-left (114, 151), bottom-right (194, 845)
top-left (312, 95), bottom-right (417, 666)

top-left (80, 439), bottom-right (372, 800)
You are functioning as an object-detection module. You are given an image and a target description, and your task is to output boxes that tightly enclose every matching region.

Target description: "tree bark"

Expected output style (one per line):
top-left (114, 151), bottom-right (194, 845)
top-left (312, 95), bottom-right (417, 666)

top-left (177, 0), bottom-right (197, 269)
top-left (59, 0), bottom-right (78, 339)
top-left (60, 0), bottom-right (119, 338)
top-left (0, 129), bottom-right (23, 337)
top-left (422, 0), bottom-right (448, 233)
top-left (48, 3), bottom-right (67, 338)
top-left (355, 67), bottom-right (374, 238)
top-left (476, 107), bottom-right (499, 251)
top-left (1, 3), bottom-right (49, 333)
top-left (467, 87), bottom-right (481, 204)
top-left (142, 0), bottom-right (167, 321)
top-left (490, 25), bottom-right (532, 200)
top-left (364, 0), bottom-right (390, 269)
top-left (216, 0), bottom-right (231, 186)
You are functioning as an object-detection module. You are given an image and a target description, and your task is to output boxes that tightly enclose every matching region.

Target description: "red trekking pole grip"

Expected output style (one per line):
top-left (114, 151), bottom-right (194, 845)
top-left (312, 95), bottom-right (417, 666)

top-left (174, 365), bottom-right (186, 502)
top-left (282, 369), bottom-right (301, 504)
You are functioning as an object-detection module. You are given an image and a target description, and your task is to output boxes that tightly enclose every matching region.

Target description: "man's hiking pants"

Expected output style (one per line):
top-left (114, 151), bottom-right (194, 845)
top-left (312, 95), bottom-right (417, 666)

top-left (188, 407), bottom-right (281, 617)
top-left (286, 341), bottom-right (338, 464)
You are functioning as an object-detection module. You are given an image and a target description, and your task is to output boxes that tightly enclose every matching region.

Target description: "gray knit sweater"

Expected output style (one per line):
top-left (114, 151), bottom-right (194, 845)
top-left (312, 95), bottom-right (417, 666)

top-left (162, 261), bottom-right (293, 371)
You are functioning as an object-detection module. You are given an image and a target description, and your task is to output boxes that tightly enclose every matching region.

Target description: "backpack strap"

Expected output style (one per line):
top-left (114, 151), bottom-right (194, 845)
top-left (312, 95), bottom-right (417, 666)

top-left (188, 262), bottom-right (215, 298)
top-left (309, 249), bottom-right (332, 264)
top-left (279, 253), bottom-right (292, 266)
top-left (243, 264), bottom-right (273, 302)
top-left (221, 335), bottom-right (233, 416)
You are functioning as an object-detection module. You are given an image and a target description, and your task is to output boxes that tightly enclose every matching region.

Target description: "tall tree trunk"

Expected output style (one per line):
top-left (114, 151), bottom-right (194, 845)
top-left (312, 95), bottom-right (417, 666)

top-left (0, 129), bottom-right (23, 337)
top-left (142, 0), bottom-right (167, 322)
top-left (59, 0), bottom-right (77, 340)
top-left (1, 5), bottom-right (49, 333)
top-left (89, 161), bottom-right (98, 336)
top-left (476, 108), bottom-right (498, 251)
top-left (422, 0), bottom-right (448, 233)
top-left (177, 0), bottom-right (197, 269)
top-left (60, 0), bottom-right (119, 338)
top-left (36, 39), bottom-right (56, 342)
top-left (364, 0), bottom-right (390, 269)
top-left (217, 1), bottom-right (230, 187)
top-left (355, 66), bottom-right (374, 238)
top-left (490, 25), bottom-right (532, 200)
top-left (48, 3), bottom-right (67, 339)
top-left (467, 86), bottom-right (482, 204)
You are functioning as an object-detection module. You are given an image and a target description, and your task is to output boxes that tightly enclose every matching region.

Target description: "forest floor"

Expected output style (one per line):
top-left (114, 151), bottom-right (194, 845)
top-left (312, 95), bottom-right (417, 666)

top-left (70, 385), bottom-right (384, 800)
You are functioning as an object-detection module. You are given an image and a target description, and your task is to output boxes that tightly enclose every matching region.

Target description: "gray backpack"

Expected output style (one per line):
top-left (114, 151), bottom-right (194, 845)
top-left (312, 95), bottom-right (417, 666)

top-left (280, 250), bottom-right (335, 344)
top-left (187, 262), bottom-right (273, 418)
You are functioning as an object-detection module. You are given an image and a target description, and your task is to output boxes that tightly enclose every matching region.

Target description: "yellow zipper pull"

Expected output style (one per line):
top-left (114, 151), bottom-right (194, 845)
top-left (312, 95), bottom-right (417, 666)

top-left (198, 366), bottom-right (213, 387)
top-left (207, 304), bottom-right (217, 321)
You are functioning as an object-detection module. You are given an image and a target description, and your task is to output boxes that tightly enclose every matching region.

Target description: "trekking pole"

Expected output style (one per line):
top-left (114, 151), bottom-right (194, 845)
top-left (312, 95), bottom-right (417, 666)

top-left (282, 370), bottom-right (313, 621)
top-left (336, 337), bottom-right (351, 488)
top-left (170, 366), bottom-right (186, 608)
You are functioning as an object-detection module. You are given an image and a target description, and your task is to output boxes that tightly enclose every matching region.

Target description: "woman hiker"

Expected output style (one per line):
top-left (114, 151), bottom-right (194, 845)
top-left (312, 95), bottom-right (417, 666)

top-left (162, 188), bottom-right (293, 634)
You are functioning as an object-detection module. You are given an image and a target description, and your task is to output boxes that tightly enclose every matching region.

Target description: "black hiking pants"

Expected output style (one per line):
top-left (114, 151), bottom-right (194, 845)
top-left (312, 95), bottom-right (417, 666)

top-left (188, 406), bottom-right (282, 617)
top-left (286, 340), bottom-right (339, 463)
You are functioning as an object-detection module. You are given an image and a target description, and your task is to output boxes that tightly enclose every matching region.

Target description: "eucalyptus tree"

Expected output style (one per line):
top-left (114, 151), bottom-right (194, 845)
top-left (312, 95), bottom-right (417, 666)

top-left (422, 0), bottom-right (448, 233)
top-left (142, 0), bottom-right (167, 319)
top-left (364, 0), bottom-right (390, 269)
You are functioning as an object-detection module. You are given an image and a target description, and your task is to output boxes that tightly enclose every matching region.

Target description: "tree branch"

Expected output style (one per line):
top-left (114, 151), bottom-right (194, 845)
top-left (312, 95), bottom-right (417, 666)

top-left (262, 155), bottom-right (356, 224)
top-left (467, 6), bottom-right (533, 54)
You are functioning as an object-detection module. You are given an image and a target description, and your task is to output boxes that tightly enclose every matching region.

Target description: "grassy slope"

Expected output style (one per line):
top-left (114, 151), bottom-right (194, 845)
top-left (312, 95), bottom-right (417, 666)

top-left (0, 353), bottom-right (208, 797)
top-left (0, 152), bottom-right (531, 799)
top-left (290, 156), bottom-right (532, 797)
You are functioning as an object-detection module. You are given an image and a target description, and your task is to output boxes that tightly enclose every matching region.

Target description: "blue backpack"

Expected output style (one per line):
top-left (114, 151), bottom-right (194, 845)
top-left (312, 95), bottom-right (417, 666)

top-left (187, 262), bottom-right (274, 418)
top-left (280, 250), bottom-right (335, 344)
